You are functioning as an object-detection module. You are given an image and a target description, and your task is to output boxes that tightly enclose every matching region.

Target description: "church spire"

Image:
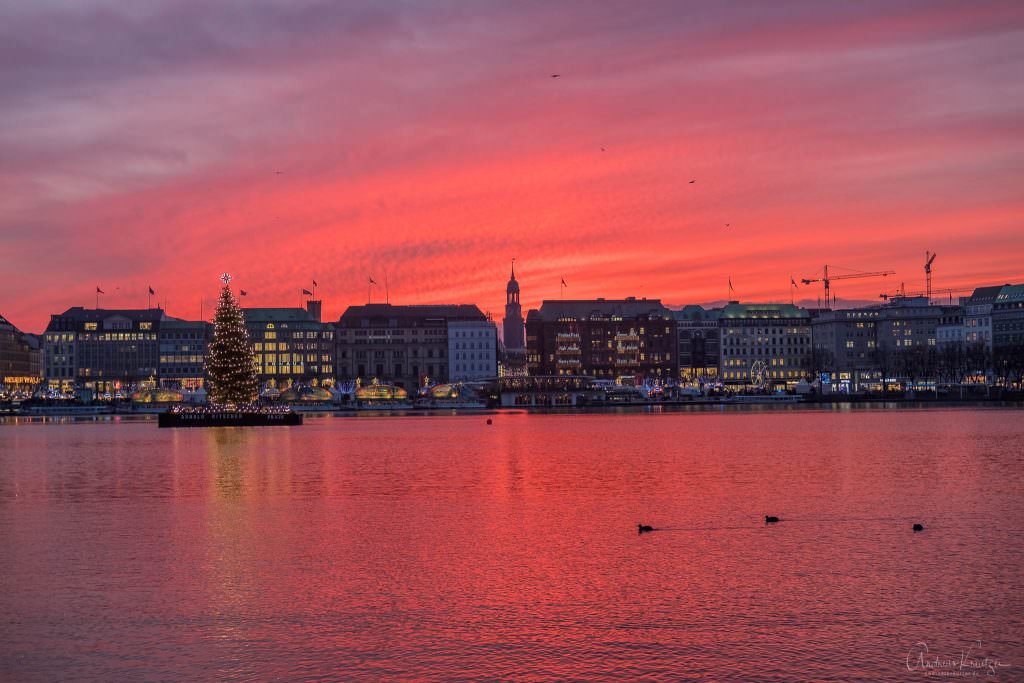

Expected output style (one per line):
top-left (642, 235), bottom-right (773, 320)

top-left (511, 257), bottom-right (516, 280)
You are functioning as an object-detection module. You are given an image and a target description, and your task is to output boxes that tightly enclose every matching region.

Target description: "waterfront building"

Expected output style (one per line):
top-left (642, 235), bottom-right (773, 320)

top-left (878, 298), bottom-right (963, 388)
top-left (1, 313), bottom-right (42, 390)
top-left (158, 319), bottom-right (212, 389)
top-left (673, 305), bottom-right (721, 383)
top-left (42, 308), bottom-right (167, 392)
top-left (963, 285), bottom-right (1002, 353)
top-left (448, 319), bottom-right (498, 381)
top-left (334, 303), bottom-right (488, 390)
top-left (991, 284), bottom-right (1024, 350)
top-left (719, 302), bottom-right (812, 389)
top-left (874, 297), bottom-right (950, 350)
top-left (244, 300), bottom-right (334, 389)
top-left (525, 298), bottom-right (676, 381)
top-left (810, 307), bottom-right (881, 392)
top-left (936, 307), bottom-right (965, 350)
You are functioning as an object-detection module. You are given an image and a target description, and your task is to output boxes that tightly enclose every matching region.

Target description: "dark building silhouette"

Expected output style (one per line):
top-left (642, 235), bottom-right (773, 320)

top-left (673, 305), bottom-right (721, 382)
top-left (1, 313), bottom-right (41, 389)
top-left (503, 261), bottom-right (525, 350)
top-left (992, 284), bottom-right (1024, 350)
top-left (334, 303), bottom-right (488, 389)
top-left (525, 298), bottom-right (677, 381)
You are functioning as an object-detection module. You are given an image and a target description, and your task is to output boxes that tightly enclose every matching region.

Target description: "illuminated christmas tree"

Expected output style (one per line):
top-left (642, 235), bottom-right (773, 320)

top-left (207, 273), bottom-right (258, 404)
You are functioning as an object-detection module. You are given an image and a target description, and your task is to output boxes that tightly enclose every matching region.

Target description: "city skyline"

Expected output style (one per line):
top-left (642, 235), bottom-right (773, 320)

top-left (4, 262), bottom-right (1022, 336)
top-left (3, 2), bottom-right (1024, 332)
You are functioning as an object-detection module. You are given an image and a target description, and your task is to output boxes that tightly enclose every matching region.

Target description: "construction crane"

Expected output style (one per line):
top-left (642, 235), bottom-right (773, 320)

top-left (924, 251), bottom-right (937, 299)
top-left (801, 265), bottom-right (896, 308)
top-left (880, 286), bottom-right (972, 303)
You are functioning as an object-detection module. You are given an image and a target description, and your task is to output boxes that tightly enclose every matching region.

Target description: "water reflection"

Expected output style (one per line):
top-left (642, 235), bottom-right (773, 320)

top-left (0, 408), bottom-right (1021, 681)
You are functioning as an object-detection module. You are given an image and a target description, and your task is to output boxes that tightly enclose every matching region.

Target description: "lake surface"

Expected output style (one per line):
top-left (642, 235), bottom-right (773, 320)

top-left (1, 407), bottom-right (1022, 681)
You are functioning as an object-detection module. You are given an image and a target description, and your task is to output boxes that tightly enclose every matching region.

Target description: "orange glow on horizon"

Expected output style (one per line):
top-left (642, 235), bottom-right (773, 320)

top-left (1, 2), bottom-right (1022, 331)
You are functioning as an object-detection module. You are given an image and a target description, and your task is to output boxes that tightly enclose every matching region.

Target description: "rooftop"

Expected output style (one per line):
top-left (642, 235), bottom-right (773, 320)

top-left (672, 304), bottom-right (723, 322)
top-left (994, 284), bottom-right (1024, 304)
top-left (966, 285), bottom-right (1008, 305)
top-left (51, 307), bottom-right (169, 323)
top-left (720, 302), bottom-right (810, 319)
top-left (243, 307), bottom-right (320, 323)
top-left (338, 303), bottom-right (487, 323)
top-left (532, 298), bottom-right (672, 321)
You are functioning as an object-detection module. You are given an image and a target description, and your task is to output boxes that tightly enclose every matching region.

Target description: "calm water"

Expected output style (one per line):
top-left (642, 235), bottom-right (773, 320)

top-left (1, 407), bottom-right (1022, 682)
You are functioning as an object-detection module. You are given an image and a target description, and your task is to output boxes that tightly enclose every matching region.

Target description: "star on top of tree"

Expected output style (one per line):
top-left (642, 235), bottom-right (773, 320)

top-left (220, 273), bottom-right (232, 285)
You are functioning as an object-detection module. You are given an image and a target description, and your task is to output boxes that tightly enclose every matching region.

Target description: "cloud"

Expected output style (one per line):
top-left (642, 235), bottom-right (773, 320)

top-left (1, 1), bottom-right (1022, 331)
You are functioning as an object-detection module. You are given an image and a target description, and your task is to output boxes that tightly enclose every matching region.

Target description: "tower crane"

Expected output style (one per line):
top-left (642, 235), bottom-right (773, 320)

top-left (880, 286), bottom-right (972, 304)
top-left (924, 251), bottom-right (937, 299)
top-left (801, 265), bottom-right (896, 308)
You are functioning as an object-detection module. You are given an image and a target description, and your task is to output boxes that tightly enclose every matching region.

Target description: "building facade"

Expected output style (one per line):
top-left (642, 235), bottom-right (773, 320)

top-left (1, 313), bottom-right (42, 390)
top-left (673, 305), bottom-right (721, 383)
top-left (244, 300), bottom-right (334, 388)
top-left (448, 320), bottom-right (498, 381)
top-left (335, 304), bottom-right (488, 390)
top-left (42, 308), bottom-right (167, 392)
top-left (936, 307), bottom-right (965, 350)
top-left (525, 298), bottom-right (676, 381)
top-left (810, 307), bottom-right (881, 391)
top-left (963, 286), bottom-right (1002, 354)
top-left (158, 319), bottom-right (212, 389)
top-left (719, 303), bottom-right (812, 388)
top-left (991, 285), bottom-right (1024, 350)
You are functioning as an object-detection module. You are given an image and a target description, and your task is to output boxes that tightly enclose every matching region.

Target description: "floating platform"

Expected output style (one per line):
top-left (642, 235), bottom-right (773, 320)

top-left (158, 408), bottom-right (303, 428)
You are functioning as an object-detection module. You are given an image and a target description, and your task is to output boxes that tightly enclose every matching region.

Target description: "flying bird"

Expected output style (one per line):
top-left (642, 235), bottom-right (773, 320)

top-left (600, 147), bottom-right (606, 152)
top-left (551, 74), bottom-right (560, 78)
top-left (725, 223), bottom-right (730, 228)
top-left (689, 179), bottom-right (696, 184)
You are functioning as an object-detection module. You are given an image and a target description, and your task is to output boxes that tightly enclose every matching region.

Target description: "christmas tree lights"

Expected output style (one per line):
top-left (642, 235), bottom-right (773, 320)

top-left (206, 274), bottom-right (258, 405)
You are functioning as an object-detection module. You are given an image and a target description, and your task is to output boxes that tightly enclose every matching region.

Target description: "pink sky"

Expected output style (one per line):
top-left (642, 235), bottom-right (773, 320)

top-left (2, 1), bottom-right (1023, 332)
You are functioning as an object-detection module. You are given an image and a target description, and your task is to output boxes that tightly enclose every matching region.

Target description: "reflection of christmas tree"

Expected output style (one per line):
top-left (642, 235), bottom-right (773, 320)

top-left (207, 274), bottom-right (258, 404)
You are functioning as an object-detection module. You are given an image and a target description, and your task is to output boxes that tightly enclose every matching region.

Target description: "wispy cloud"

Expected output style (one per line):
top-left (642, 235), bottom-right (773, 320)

top-left (1, 0), bottom-right (1022, 330)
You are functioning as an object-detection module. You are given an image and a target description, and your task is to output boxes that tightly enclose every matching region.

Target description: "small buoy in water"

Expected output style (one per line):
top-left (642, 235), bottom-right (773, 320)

top-left (913, 523), bottom-right (924, 532)
top-left (638, 524), bottom-right (654, 534)
top-left (765, 516), bottom-right (780, 524)
top-left (486, 418), bottom-right (492, 425)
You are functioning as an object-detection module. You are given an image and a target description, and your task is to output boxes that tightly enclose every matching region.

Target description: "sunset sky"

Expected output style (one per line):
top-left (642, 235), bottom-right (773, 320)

top-left (2, 1), bottom-right (1023, 332)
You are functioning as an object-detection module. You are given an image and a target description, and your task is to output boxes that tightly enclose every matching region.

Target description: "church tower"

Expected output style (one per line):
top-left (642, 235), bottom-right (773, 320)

top-left (503, 260), bottom-right (525, 350)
